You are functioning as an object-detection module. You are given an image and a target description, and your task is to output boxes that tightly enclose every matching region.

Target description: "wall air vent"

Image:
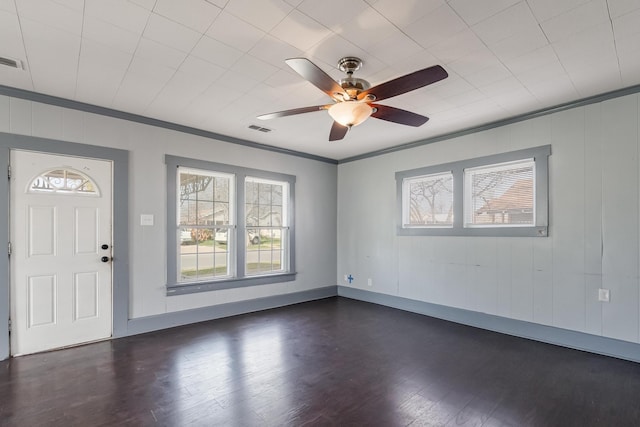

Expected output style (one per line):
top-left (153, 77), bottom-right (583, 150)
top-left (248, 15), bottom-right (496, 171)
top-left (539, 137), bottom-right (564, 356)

top-left (0, 56), bottom-right (23, 70)
top-left (248, 124), bottom-right (272, 133)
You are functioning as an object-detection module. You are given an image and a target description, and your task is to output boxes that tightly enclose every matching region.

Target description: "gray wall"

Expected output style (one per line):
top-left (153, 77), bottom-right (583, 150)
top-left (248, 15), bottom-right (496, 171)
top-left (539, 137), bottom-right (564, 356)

top-left (338, 93), bottom-right (640, 345)
top-left (0, 94), bottom-right (337, 319)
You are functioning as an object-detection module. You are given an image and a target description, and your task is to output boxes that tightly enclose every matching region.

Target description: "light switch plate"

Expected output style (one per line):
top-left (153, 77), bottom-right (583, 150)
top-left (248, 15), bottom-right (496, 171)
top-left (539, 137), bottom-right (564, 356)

top-left (140, 214), bottom-right (154, 226)
top-left (598, 288), bottom-right (610, 302)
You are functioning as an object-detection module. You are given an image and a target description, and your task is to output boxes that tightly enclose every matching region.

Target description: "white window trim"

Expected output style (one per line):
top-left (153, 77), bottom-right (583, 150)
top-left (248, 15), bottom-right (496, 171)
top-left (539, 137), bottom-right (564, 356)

top-left (177, 167), bottom-right (236, 282)
top-left (166, 155), bottom-right (296, 296)
top-left (395, 145), bottom-right (550, 237)
top-left (244, 176), bottom-right (290, 277)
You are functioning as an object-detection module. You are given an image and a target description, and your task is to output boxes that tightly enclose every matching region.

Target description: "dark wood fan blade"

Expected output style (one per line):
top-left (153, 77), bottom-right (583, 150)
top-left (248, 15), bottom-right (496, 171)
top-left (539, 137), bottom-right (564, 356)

top-left (329, 121), bottom-right (349, 141)
top-left (370, 104), bottom-right (429, 127)
top-left (286, 58), bottom-right (346, 99)
top-left (257, 105), bottom-right (330, 120)
top-left (359, 65), bottom-right (448, 102)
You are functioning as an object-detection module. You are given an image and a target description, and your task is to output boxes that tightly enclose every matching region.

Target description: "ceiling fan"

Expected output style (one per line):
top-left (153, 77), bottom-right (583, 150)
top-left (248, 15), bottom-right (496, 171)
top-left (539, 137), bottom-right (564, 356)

top-left (257, 57), bottom-right (448, 141)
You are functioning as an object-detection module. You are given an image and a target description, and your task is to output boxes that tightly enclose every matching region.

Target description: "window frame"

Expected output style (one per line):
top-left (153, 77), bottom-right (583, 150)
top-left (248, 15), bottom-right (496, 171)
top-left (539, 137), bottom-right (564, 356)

top-left (177, 167), bottom-right (236, 281)
top-left (463, 158), bottom-right (536, 228)
top-left (402, 171), bottom-right (454, 228)
top-left (396, 145), bottom-right (550, 237)
top-left (28, 168), bottom-right (101, 196)
top-left (166, 155), bottom-right (296, 296)
top-left (244, 176), bottom-right (290, 276)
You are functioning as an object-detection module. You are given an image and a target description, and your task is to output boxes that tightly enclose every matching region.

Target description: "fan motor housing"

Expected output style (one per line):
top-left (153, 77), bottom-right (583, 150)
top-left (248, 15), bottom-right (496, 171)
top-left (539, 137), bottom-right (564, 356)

top-left (339, 77), bottom-right (370, 91)
top-left (337, 57), bottom-right (370, 99)
top-left (337, 56), bottom-right (363, 74)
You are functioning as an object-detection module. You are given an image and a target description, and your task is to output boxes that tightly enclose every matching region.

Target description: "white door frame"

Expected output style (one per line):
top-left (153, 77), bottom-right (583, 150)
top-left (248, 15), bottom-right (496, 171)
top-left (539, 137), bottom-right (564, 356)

top-left (0, 132), bottom-right (129, 359)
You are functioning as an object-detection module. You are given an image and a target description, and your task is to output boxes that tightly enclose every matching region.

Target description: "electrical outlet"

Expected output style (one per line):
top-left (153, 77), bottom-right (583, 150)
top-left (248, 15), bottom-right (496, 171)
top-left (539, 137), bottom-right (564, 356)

top-left (598, 288), bottom-right (610, 302)
top-left (367, 278), bottom-right (372, 287)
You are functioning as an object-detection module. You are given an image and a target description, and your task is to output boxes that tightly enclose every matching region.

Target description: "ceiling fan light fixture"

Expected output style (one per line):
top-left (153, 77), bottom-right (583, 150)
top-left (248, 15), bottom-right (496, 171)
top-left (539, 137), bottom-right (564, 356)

top-left (258, 57), bottom-right (447, 141)
top-left (328, 101), bottom-right (373, 128)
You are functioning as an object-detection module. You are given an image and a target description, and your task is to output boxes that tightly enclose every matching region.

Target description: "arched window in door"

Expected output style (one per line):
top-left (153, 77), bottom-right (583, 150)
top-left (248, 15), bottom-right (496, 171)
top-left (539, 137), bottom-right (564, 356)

top-left (27, 168), bottom-right (100, 196)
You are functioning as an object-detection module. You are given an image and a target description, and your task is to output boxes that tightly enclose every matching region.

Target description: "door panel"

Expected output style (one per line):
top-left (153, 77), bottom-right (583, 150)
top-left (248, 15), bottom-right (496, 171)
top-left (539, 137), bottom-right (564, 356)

top-left (10, 150), bottom-right (113, 356)
top-left (74, 272), bottom-right (99, 320)
top-left (28, 206), bottom-right (57, 256)
top-left (74, 207), bottom-right (99, 255)
top-left (28, 275), bottom-right (57, 327)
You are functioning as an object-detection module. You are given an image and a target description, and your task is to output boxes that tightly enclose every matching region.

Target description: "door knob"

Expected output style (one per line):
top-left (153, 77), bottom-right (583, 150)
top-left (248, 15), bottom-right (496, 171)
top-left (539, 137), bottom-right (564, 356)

top-left (101, 244), bottom-right (109, 250)
top-left (101, 256), bottom-right (111, 263)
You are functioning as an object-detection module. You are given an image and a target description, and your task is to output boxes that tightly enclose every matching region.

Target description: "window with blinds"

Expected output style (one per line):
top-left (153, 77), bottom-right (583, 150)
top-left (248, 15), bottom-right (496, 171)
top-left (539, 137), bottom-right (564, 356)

top-left (395, 145), bottom-right (550, 237)
top-left (403, 172), bottom-right (454, 227)
top-left (464, 159), bottom-right (535, 227)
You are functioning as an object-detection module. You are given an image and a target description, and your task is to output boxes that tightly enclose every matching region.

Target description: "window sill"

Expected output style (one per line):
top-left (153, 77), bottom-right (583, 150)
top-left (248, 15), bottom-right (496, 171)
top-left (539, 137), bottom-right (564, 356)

top-left (166, 272), bottom-right (297, 296)
top-left (397, 226), bottom-right (548, 237)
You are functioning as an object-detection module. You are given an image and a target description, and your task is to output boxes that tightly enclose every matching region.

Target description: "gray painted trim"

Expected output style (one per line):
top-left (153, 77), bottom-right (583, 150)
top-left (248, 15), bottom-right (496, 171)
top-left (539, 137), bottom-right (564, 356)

top-left (128, 285), bottom-right (337, 336)
top-left (338, 286), bottom-right (640, 364)
top-left (0, 132), bottom-right (129, 359)
top-left (396, 145), bottom-right (551, 237)
top-left (165, 155), bottom-right (296, 293)
top-left (167, 273), bottom-right (297, 296)
top-left (0, 85), bottom-right (338, 165)
top-left (339, 83), bottom-right (640, 164)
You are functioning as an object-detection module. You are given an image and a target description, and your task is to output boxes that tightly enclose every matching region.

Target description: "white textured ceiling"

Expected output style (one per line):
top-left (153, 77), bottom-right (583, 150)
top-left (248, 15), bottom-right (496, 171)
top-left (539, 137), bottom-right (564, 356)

top-left (1, 0), bottom-right (639, 160)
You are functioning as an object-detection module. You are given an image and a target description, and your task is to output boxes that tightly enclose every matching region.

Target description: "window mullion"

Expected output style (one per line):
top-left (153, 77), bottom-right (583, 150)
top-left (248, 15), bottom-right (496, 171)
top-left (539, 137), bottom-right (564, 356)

top-left (237, 173), bottom-right (246, 278)
top-left (452, 165), bottom-right (464, 230)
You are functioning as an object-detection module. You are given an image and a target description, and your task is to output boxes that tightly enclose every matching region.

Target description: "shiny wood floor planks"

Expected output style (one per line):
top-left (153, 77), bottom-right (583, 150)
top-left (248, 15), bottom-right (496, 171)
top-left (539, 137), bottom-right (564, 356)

top-left (1, 297), bottom-right (640, 426)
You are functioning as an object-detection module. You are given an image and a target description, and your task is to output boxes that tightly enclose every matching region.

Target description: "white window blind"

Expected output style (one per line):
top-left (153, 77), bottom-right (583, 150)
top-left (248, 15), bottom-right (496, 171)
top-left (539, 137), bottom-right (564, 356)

top-left (464, 159), bottom-right (535, 227)
top-left (403, 172), bottom-right (454, 227)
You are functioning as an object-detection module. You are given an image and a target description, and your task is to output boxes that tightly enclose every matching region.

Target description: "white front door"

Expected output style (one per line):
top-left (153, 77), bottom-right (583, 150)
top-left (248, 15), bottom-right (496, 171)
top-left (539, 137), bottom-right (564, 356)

top-left (10, 150), bottom-right (113, 356)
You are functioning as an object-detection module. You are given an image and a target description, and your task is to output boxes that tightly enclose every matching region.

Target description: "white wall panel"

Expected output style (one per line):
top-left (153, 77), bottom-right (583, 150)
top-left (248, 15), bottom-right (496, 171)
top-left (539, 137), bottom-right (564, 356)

top-left (510, 238), bottom-right (534, 322)
top-left (443, 263), bottom-right (468, 309)
top-left (553, 272), bottom-right (586, 332)
top-left (600, 95), bottom-right (639, 342)
top-left (601, 96), bottom-right (639, 277)
top-left (60, 107), bottom-right (84, 143)
top-left (9, 97), bottom-right (31, 135)
top-left (602, 275), bottom-right (639, 342)
top-left (397, 238), bottom-right (423, 301)
top-left (473, 265), bottom-right (498, 315)
top-left (0, 95), bottom-right (9, 132)
top-left (550, 108), bottom-right (585, 275)
top-left (549, 108), bottom-right (587, 330)
top-left (468, 237), bottom-right (498, 314)
top-left (467, 237), bottom-right (497, 267)
top-left (338, 91), bottom-right (640, 345)
top-left (585, 274), bottom-right (603, 335)
top-left (584, 104), bottom-right (603, 276)
top-left (495, 239), bottom-right (512, 318)
top-left (533, 237), bottom-right (553, 325)
top-left (32, 103), bottom-right (61, 139)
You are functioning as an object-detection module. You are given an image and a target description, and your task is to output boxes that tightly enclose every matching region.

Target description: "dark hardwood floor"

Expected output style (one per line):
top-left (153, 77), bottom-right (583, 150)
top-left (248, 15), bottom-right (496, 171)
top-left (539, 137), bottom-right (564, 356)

top-left (1, 297), bottom-right (640, 426)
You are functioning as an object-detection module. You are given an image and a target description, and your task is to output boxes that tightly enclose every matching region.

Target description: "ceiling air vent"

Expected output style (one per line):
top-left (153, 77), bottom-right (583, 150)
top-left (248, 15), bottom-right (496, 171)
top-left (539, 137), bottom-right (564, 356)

top-left (248, 124), bottom-right (272, 133)
top-left (0, 56), bottom-right (23, 70)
